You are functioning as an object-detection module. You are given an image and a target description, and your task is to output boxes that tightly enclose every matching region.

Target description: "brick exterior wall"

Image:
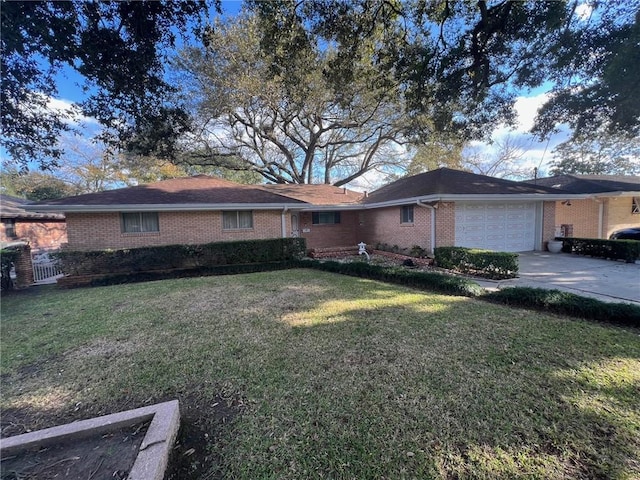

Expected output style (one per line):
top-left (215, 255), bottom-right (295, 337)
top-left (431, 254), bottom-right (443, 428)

top-left (542, 201), bottom-right (556, 243)
top-left (359, 204), bottom-right (432, 251)
top-left (62, 197), bottom-right (603, 253)
top-left (14, 244), bottom-right (34, 288)
top-left (434, 202), bottom-right (455, 247)
top-left (552, 197), bottom-right (640, 239)
top-left (65, 211), bottom-right (286, 251)
top-left (604, 196), bottom-right (639, 237)
top-left (554, 199), bottom-right (599, 238)
top-left (298, 210), bottom-right (360, 249)
top-left (13, 220), bottom-right (67, 250)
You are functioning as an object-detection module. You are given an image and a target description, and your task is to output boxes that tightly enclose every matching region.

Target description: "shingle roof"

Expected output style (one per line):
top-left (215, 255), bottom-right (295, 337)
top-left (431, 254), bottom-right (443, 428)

top-left (523, 174), bottom-right (640, 194)
top-left (27, 169), bottom-right (588, 214)
top-left (364, 168), bottom-right (564, 204)
top-left (260, 184), bottom-right (364, 205)
top-left (0, 194), bottom-right (65, 220)
top-left (33, 176), bottom-right (307, 207)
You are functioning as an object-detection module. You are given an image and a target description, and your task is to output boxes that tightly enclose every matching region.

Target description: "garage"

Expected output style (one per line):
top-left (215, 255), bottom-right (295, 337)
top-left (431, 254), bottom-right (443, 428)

top-left (455, 202), bottom-right (538, 252)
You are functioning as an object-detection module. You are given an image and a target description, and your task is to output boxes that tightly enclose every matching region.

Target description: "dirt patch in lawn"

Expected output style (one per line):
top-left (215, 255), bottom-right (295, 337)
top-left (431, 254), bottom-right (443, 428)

top-left (0, 421), bottom-right (148, 480)
top-left (165, 392), bottom-right (246, 480)
top-left (66, 338), bottom-right (138, 361)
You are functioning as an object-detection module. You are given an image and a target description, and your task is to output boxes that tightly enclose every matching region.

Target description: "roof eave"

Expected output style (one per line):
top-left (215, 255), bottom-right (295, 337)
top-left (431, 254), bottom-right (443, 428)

top-left (363, 193), bottom-right (588, 208)
top-left (23, 203), bottom-right (306, 213)
top-left (24, 193), bottom-right (592, 213)
top-left (593, 191), bottom-right (640, 197)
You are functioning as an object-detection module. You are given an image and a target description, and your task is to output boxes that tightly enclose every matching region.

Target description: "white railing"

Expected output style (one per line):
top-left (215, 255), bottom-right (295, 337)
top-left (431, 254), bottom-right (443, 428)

top-left (32, 251), bottom-right (64, 284)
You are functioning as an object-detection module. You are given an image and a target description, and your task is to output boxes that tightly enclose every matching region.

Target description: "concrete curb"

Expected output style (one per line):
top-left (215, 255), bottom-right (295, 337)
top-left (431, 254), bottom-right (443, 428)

top-left (0, 400), bottom-right (180, 480)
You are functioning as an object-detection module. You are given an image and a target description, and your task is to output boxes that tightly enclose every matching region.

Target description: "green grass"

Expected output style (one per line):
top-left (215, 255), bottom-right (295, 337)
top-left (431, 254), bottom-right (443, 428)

top-left (2, 269), bottom-right (639, 479)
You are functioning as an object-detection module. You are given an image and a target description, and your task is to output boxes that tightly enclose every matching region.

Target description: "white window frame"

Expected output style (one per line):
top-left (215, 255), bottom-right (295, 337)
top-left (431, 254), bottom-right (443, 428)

top-left (121, 212), bottom-right (159, 233)
top-left (401, 205), bottom-right (414, 224)
top-left (223, 210), bottom-right (254, 230)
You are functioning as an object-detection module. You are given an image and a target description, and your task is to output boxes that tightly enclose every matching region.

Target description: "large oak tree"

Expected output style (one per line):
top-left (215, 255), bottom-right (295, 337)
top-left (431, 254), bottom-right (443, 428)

top-left (175, 13), bottom-right (412, 185)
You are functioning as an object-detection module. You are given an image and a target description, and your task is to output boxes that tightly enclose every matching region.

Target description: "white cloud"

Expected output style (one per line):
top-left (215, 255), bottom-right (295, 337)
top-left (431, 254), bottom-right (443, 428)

top-left (479, 92), bottom-right (570, 175)
top-left (575, 3), bottom-right (594, 21)
top-left (513, 93), bottom-right (550, 132)
top-left (46, 97), bottom-right (99, 127)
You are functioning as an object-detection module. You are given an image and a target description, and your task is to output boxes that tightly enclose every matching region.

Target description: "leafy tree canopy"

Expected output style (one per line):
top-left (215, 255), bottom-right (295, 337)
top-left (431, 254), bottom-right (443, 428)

top-left (4, 0), bottom-right (638, 180)
top-left (550, 132), bottom-right (640, 175)
top-left (533, 2), bottom-right (640, 139)
top-left (0, 170), bottom-right (78, 201)
top-left (1, 0), bottom-right (216, 169)
top-left (250, 0), bottom-right (639, 143)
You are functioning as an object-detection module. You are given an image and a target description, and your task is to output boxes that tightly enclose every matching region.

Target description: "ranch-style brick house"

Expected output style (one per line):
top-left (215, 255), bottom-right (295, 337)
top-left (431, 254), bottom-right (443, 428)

top-left (26, 168), bottom-right (640, 254)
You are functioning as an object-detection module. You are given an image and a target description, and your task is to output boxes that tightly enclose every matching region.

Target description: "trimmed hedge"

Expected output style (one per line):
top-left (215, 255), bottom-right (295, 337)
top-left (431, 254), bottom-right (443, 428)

top-left (559, 237), bottom-right (640, 263)
top-left (299, 259), bottom-right (485, 297)
top-left (434, 247), bottom-right (518, 279)
top-left (59, 261), bottom-right (303, 288)
top-left (302, 260), bottom-right (639, 326)
top-left (484, 287), bottom-right (640, 326)
top-left (56, 238), bottom-right (307, 276)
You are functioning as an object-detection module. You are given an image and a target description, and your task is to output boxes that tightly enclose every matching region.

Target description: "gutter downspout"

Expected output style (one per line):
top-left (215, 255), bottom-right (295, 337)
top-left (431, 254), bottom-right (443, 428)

top-left (281, 207), bottom-right (289, 238)
top-left (596, 199), bottom-right (604, 239)
top-left (416, 200), bottom-right (437, 254)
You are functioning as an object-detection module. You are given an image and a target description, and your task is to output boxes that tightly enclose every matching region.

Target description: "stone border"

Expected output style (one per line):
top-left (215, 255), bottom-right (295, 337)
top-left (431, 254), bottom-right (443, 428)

top-left (0, 400), bottom-right (180, 480)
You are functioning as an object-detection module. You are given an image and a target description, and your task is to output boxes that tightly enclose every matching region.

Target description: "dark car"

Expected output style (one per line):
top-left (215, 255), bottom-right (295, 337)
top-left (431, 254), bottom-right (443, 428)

top-left (609, 227), bottom-right (640, 241)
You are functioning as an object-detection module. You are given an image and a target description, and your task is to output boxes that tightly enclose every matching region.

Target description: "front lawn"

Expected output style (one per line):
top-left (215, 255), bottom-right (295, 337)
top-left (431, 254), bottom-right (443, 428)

top-left (1, 269), bottom-right (639, 479)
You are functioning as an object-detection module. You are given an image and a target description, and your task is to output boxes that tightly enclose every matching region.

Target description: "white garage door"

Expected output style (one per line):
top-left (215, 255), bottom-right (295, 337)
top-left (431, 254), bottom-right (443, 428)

top-left (455, 202), bottom-right (537, 252)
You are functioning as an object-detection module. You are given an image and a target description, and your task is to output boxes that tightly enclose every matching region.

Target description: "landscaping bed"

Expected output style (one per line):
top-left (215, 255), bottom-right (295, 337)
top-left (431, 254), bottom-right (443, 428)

top-left (1, 422), bottom-right (147, 480)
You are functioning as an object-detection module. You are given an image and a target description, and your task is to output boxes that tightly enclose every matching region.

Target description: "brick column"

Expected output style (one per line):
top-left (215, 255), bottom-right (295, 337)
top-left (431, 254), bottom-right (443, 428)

top-left (14, 244), bottom-right (34, 288)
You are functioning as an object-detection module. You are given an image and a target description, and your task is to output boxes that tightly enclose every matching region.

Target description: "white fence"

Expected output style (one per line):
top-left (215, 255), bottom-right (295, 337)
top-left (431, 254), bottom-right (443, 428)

top-left (32, 251), bottom-right (64, 284)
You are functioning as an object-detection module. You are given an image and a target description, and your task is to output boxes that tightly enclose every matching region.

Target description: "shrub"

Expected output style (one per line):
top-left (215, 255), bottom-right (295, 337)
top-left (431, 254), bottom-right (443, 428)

top-left (434, 247), bottom-right (518, 279)
top-left (299, 259), bottom-right (484, 297)
top-left (57, 238), bottom-right (307, 276)
top-left (0, 248), bottom-right (19, 291)
top-left (484, 287), bottom-right (640, 327)
top-left (559, 237), bottom-right (640, 263)
top-left (409, 245), bottom-right (429, 258)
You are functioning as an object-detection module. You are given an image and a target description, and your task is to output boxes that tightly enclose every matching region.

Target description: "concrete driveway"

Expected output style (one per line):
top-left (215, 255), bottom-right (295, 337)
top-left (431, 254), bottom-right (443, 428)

top-left (478, 252), bottom-right (640, 305)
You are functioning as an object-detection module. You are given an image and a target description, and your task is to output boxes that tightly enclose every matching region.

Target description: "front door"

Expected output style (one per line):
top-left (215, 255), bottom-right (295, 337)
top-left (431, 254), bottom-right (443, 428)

top-left (291, 213), bottom-right (300, 237)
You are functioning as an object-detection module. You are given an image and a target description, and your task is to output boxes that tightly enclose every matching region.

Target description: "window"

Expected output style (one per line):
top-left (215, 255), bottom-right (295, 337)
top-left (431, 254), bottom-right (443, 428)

top-left (633, 197), bottom-right (640, 214)
top-left (223, 211), bottom-right (253, 229)
top-left (2, 219), bottom-right (16, 238)
top-left (121, 212), bottom-right (159, 233)
top-left (401, 205), bottom-right (414, 224)
top-left (312, 211), bottom-right (341, 225)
